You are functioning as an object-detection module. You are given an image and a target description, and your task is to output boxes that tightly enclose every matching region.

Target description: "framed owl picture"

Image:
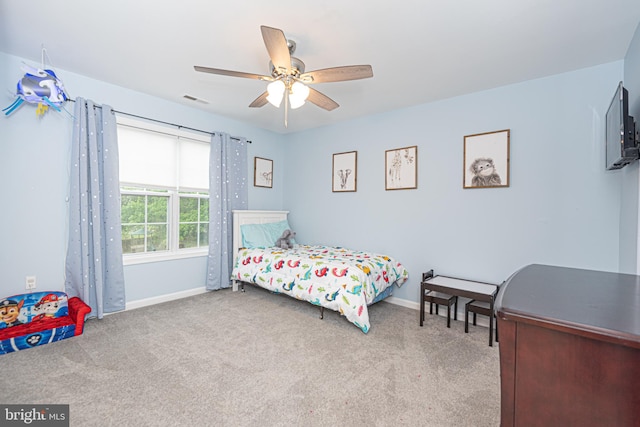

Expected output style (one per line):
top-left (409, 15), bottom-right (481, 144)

top-left (463, 129), bottom-right (510, 189)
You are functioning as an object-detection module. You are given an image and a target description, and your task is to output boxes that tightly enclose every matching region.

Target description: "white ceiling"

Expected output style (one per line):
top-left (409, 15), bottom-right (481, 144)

top-left (1, 0), bottom-right (640, 134)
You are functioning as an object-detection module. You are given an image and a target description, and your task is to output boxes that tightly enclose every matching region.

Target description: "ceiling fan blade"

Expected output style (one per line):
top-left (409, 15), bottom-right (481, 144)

top-left (307, 87), bottom-right (339, 111)
top-left (249, 92), bottom-right (269, 108)
top-left (194, 66), bottom-right (271, 81)
top-left (300, 65), bottom-right (373, 83)
top-left (260, 26), bottom-right (291, 74)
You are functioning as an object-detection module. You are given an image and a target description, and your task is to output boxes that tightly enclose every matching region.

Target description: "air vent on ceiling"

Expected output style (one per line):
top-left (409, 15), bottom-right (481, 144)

top-left (183, 94), bottom-right (209, 104)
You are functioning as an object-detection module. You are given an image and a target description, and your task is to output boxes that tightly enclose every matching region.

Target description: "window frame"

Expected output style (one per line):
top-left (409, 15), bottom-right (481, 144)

top-left (177, 192), bottom-right (210, 251)
top-left (120, 187), bottom-right (170, 256)
top-left (117, 116), bottom-right (211, 266)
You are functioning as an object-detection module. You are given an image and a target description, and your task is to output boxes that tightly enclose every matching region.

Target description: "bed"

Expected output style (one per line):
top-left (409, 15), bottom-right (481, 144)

top-left (230, 210), bottom-right (409, 333)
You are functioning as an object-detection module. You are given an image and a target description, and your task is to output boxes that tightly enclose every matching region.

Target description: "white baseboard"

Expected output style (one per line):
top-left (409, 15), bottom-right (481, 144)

top-left (384, 295), bottom-right (492, 328)
top-left (385, 296), bottom-right (420, 310)
top-left (125, 287), bottom-right (208, 311)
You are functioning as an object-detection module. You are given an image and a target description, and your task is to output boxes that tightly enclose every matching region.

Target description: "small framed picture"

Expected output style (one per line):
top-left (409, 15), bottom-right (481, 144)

top-left (254, 157), bottom-right (273, 188)
top-left (332, 151), bottom-right (357, 192)
top-left (463, 129), bottom-right (510, 189)
top-left (385, 146), bottom-right (417, 190)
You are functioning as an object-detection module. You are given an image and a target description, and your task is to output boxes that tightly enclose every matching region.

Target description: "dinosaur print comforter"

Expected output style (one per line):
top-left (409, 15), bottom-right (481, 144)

top-left (231, 245), bottom-right (409, 333)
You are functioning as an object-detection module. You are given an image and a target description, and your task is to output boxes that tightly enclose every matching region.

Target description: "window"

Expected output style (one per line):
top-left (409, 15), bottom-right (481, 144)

top-left (121, 188), bottom-right (169, 254)
top-left (117, 116), bottom-right (210, 264)
top-left (178, 193), bottom-right (209, 249)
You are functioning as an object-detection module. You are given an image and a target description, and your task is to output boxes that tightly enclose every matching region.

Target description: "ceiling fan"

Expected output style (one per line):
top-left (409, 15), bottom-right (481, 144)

top-left (194, 25), bottom-right (373, 126)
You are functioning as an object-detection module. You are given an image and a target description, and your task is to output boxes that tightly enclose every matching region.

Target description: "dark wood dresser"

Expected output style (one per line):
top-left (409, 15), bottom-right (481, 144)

top-left (495, 264), bottom-right (640, 427)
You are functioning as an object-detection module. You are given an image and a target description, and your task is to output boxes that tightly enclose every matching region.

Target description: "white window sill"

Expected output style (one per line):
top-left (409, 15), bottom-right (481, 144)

top-left (123, 249), bottom-right (208, 266)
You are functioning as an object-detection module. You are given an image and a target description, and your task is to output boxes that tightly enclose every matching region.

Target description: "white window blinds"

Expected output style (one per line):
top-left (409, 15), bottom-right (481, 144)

top-left (178, 138), bottom-right (210, 190)
top-left (117, 117), bottom-right (210, 191)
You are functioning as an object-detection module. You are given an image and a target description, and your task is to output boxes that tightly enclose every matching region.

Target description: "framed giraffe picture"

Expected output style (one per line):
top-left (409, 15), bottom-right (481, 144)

top-left (385, 146), bottom-right (417, 190)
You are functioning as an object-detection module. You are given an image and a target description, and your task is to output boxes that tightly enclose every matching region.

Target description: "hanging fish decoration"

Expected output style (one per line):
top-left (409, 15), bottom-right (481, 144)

top-left (3, 63), bottom-right (69, 117)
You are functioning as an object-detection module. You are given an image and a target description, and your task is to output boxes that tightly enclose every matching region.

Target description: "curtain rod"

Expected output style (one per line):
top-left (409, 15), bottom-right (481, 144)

top-left (69, 98), bottom-right (251, 143)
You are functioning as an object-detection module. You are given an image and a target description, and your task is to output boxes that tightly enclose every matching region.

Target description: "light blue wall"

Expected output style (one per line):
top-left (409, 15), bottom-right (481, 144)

top-left (2, 47), bottom-right (638, 308)
top-left (0, 51), bottom-right (285, 300)
top-left (619, 22), bottom-right (640, 273)
top-left (626, 23), bottom-right (640, 131)
top-left (283, 62), bottom-right (626, 302)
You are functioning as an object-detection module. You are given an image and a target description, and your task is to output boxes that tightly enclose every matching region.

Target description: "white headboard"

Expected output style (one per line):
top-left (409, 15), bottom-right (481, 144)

top-left (231, 210), bottom-right (289, 290)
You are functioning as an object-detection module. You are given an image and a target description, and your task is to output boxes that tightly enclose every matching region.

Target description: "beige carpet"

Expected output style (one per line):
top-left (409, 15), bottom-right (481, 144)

top-left (0, 286), bottom-right (500, 426)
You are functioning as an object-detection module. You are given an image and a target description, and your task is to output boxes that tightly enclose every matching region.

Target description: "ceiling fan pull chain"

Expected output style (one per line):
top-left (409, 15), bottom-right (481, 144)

top-left (284, 89), bottom-right (289, 128)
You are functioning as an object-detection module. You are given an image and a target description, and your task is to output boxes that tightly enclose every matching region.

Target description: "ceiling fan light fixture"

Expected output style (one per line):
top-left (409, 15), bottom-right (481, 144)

top-left (266, 80), bottom-right (285, 107)
top-left (194, 26), bottom-right (373, 124)
top-left (289, 81), bottom-right (310, 109)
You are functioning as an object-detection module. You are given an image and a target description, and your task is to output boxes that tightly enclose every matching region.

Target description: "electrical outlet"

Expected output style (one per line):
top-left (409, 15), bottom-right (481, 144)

top-left (25, 276), bottom-right (36, 290)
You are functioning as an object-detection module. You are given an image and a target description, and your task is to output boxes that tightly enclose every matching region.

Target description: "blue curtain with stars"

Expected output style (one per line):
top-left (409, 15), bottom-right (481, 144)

top-left (206, 132), bottom-right (248, 290)
top-left (65, 98), bottom-right (125, 318)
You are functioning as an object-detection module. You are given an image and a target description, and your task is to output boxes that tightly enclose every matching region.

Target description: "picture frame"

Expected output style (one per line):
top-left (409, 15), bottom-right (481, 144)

top-left (463, 129), bottom-right (510, 189)
top-left (385, 146), bottom-right (417, 190)
top-left (332, 151), bottom-right (357, 192)
top-left (254, 157), bottom-right (273, 188)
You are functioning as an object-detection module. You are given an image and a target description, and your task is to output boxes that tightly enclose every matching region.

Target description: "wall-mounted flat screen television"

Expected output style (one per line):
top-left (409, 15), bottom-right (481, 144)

top-left (605, 81), bottom-right (638, 170)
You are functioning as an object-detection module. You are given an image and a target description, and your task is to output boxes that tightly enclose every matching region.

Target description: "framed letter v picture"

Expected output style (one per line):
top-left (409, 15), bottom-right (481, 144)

top-left (254, 157), bottom-right (273, 188)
